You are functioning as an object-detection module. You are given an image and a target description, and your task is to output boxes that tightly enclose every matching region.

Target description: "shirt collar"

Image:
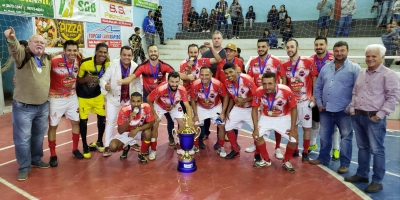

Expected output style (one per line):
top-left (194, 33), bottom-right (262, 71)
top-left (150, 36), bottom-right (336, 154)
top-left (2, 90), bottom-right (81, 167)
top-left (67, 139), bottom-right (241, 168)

top-left (366, 63), bottom-right (384, 73)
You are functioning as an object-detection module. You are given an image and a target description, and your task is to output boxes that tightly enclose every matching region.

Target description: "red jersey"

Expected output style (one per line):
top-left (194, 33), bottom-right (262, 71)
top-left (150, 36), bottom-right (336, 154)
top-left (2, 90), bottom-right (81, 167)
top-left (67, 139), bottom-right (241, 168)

top-left (280, 56), bottom-right (318, 103)
top-left (247, 55), bottom-right (282, 86)
top-left (215, 58), bottom-right (244, 83)
top-left (133, 60), bottom-right (174, 95)
top-left (252, 84), bottom-right (297, 117)
top-left (190, 78), bottom-right (227, 109)
top-left (179, 58), bottom-right (211, 93)
top-left (224, 73), bottom-right (257, 108)
top-left (49, 54), bottom-right (81, 98)
top-left (117, 103), bottom-right (154, 132)
top-left (148, 82), bottom-right (189, 111)
top-left (310, 51), bottom-right (334, 73)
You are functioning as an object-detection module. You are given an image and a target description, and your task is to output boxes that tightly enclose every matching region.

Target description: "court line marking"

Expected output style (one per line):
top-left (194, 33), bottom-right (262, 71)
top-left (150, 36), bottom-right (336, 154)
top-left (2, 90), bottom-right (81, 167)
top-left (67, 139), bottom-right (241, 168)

top-left (0, 177), bottom-right (38, 200)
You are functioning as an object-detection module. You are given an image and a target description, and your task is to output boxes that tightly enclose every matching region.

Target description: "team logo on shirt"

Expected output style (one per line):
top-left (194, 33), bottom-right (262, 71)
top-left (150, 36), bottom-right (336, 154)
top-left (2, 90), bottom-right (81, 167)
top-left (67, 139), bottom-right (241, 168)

top-left (202, 60), bottom-right (207, 65)
top-left (199, 88), bottom-right (203, 93)
top-left (178, 107), bottom-right (183, 112)
top-left (254, 62), bottom-right (259, 67)
top-left (290, 78), bottom-right (304, 91)
top-left (240, 88), bottom-right (245, 94)
top-left (210, 93), bottom-right (215, 98)
top-left (299, 70), bottom-right (305, 77)
top-left (164, 94), bottom-right (169, 97)
top-left (277, 100), bottom-right (284, 106)
top-left (286, 67), bottom-right (291, 71)
top-left (58, 63), bottom-right (66, 67)
top-left (62, 75), bottom-right (76, 88)
top-left (304, 114), bottom-right (310, 121)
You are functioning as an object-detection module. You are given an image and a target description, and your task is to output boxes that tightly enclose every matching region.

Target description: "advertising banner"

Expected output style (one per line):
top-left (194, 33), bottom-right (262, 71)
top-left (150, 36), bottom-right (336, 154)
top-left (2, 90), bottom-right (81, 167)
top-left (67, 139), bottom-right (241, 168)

top-left (100, 0), bottom-right (133, 27)
top-left (0, 0), bottom-right (54, 18)
top-left (86, 22), bottom-right (122, 48)
top-left (133, 0), bottom-right (158, 10)
top-left (54, 0), bottom-right (101, 23)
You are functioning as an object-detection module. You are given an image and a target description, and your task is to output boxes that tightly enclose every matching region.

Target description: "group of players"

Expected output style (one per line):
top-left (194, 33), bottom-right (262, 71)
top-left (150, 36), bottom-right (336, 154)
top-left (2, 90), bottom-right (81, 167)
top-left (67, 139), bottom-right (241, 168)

top-left (45, 29), bottom-right (342, 172)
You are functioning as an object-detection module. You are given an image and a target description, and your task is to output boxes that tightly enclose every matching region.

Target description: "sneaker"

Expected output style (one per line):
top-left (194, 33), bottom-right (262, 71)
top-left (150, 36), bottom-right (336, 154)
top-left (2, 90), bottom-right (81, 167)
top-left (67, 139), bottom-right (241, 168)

top-left (253, 159), bottom-right (272, 168)
top-left (83, 147), bottom-right (92, 159)
top-left (283, 161), bottom-right (295, 172)
top-left (293, 150), bottom-right (300, 157)
top-left (89, 141), bottom-right (105, 152)
top-left (302, 152), bottom-right (310, 163)
top-left (275, 148), bottom-right (284, 160)
top-left (72, 149), bottom-right (84, 159)
top-left (17, 171), bottom-right (29, 181)
top-left (254, 154), bottom-right (261, 162)
top-left (332, 149), bottom-right (340, 161)
top-left (102, 147), bottom-right (111, 157)
top-left (199, 142), bottom-right (206, 149)
top-left (245, 143), bottom-right (256, 153)
top-left (49, 156), bottom-right (58, 167)
top-left (213, 142), bottom-right (219, 150)
top-left (149, 150), bottom-right (157, 161)
top-left (177, 149), bottom-right (185, 155)
top-left (138, 153), bottom-right (148, 164)
top-left (193, 146), bottom-right (200, 153)
top-left (168, 137), bottom-right (175, 146)
top-left (31, 160), bottom-right (50, 168)
top-left (189, 149), bottom-right (195, 155)
top-left (218, 147), bottom-right (227, 158)
top-left (308, 144), bottom-right (318, 153)
top-left (143, 150), bottom-right (149, 155)
top-left (131, 144), bottom-right (140, 152)
top-left (120, 145), bottom-right (130, 159)
top-left (225, 150), bottom-right (240, 159)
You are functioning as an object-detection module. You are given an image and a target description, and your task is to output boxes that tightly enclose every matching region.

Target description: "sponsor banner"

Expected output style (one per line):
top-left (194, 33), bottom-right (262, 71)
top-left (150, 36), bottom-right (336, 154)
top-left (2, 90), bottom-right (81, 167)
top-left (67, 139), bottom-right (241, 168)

top-left (86, 22), bottom-right (122, 48)
top-left (0, 0), bottom-right (54, 18)
top-left (35, 17), bottom-right (85, 48)
top-left (133, 0), bottom-right (158, 10)
top-left (54, 0), bottom-right (101, 23)
top-left (100, 1), bottom-right (133, 27)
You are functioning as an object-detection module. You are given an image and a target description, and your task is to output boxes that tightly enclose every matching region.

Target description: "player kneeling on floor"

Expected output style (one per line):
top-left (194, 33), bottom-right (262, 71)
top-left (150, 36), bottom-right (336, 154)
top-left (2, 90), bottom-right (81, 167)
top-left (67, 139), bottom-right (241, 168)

top-left (109, 92), bottom-right (155, 164)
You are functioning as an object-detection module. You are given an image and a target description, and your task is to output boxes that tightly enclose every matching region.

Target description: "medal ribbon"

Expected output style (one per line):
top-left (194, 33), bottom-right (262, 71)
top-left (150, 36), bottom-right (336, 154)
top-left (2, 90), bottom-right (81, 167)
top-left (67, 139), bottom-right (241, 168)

top-left (231, 74), bottom-right (241, 97)
top-left (258, 54), bottom-right (270, 75)
top-left (33, 55), bottom-right (43, 69)
top-left (290, 56), bottom-right (301, 79)
top-left (120, 60), bottom-right (131, 78)
top-left (63, 55), bottom-right (75, 76)
top-left (314, 52), bottom-right (328, 72)
top-left (202, 79), bottom-right (212, 99)
top-left (93, 59), bottom-right (105, 78)
top-left (150, 62), bottom-right (160, 81)
top-left (167, 86), bottom-right (176, 106)
top-left (266, 86), bottom-right (278, 111)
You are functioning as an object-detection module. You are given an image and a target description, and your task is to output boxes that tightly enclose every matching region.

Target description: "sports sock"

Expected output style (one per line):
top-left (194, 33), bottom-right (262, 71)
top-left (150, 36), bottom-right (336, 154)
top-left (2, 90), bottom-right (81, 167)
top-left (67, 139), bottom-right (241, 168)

top-left (72, 133), bottom-right (79, 151)
top-left (257, 142), bottom-right (270, 162)
top-left (49, 140), bottom-right (56, 157)
top-left (275, 131), bottom-right (281, 149)
top-left (226, 130), bottom-right (239, 152)
top-left (97, 115), bottom-right (106, 144)
top-left (150, 138), bottom-right (157, 151)
top-left (141, 140), bottom-right (150, 153)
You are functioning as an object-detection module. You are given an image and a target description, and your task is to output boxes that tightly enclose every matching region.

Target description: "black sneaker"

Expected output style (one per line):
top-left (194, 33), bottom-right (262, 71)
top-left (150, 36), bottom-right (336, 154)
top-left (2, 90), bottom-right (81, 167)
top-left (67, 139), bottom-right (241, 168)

top-left (120, 145), bottom-right (130, 159)
top-left (168, 136), bottom-right (175, 146)
top-left (225, 150), bottom-right (240, 159)
top-left (72, 149), bottom-right (84, 160)
top-left (89, 141), bottom-right (105, 152)
top-left (143, 150), bottom-right (149, 155)
top-left (31, 160), bottom-right (50, 168)
top-left (293, 150), bottom-right (300, 157)
top-left (302, 153), bottom-right (310, 163)
top-left (213, 142), bottom-right (219, 150)
top-left (138, 153), bottom-right (148, 164)
top-left (254, 154), bottom-right (261, 162)
top-left (49, 156), bottom-right (58, 167)
top-left (199, 141), bottom-right (206, 149)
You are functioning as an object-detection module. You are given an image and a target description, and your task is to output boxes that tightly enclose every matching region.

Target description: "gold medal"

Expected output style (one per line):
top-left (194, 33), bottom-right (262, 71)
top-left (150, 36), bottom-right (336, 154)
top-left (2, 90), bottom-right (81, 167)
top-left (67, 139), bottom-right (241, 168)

top-left (37, 67), bottom-right (42, 73)
top-left (204, 99), bottom-right (210, 103)
top-left (268, 111), bottom-right (273, 116)
top-left (154, 79), bottom-right (158, 83)
top-left (291, 78), bottom-right (296, 82)
top-left (258, 74), bottom-right (262, 79)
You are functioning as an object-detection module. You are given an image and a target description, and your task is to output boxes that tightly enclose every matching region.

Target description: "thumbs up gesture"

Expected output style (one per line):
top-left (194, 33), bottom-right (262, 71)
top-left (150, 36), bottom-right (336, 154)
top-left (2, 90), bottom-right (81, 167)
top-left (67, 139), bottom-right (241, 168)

top-left (105, 81), bottom-right (111, 91)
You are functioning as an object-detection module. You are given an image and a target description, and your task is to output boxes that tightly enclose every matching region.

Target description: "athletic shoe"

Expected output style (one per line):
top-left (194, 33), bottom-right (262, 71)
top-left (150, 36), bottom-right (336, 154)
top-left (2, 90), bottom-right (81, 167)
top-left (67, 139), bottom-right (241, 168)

top-left (149, 150), bottom-right (157, 161)
top-left (72, 150), bottom-right (84, 159)
top-left (168, 136), bottom-right (175, 146)
top-left (275, 148), bottom-right (284, 160)
top-left (218, 147), bottom-right (227, 158)
top-left (89, 141), bottom-right (105, 152)
top-left (253, 159), bottom-right (271, 168)
top-left (245, 143), bottom-right (256, 153)
top-left (17, 171), bottom-right (29, 181)
top-left (283, 161), bottom-right (295, 172)
top-left (308, 144), bottom-right (318, 153)
top-left (31, 160), bottom-right (50, 168)
top-left (102, 147), bottom-right (111, 157)
top-left (193, 146), bottom-right (199, 153)
top-left (332, 149), bottom-right (340, 161)
top-left (49, 156), bottom-right (58, 167)
top-left (138, 153), bottom-right (148, 164)
top-left (177, 149), bottom-right (184, 155)
top-left (120, 145), bottom-right (130, 160)
top-left (83, 147), bottom-right (91, 159)
top-left (131, 144), bottom-right (140, 152)
top-left (293, 150), bottom-right (300, 157)
top-left (302, 152), bottom-right (310, 163)
top-left (213, 142), bottom-right (219, 150)
top-left (254, 154), bottom-right (261, 162)
top-left (199, 142), bottom-right (206, 149)
top-left (225, 150), bottom-right (240, 159)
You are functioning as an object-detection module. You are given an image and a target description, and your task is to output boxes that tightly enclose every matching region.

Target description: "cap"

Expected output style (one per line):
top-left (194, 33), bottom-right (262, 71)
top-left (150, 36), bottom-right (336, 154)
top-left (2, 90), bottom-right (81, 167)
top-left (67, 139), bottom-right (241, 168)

top-left (224, 43), bottom-right (237, 51)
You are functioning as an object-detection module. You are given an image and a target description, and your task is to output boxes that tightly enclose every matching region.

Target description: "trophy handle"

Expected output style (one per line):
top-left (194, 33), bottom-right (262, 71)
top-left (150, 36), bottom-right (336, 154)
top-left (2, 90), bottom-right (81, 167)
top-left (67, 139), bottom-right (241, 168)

top-left (194, 127), bottom-right (201, 140)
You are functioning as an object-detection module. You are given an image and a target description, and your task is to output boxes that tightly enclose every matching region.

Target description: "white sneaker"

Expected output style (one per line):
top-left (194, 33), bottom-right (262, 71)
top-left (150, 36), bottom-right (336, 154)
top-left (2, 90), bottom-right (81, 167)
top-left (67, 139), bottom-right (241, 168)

top-left (189, 149), bottom-right (195, 155)
top-left (193, 146), bottom-right (199, 153)
top-left (177, 149), bottom-right (184, 155)
top-left (218, 147), bottom-right (227, 158)
top-left (275, 148), bottom-right (284, 160)
top-left (149, 150), bottom-right (156, 161)
top-left (245, 143), bottom-right (256, 153)
top-left (283, 161), bottom-right (295, 172)
top-left (254, 159), bottom-right (272, 168)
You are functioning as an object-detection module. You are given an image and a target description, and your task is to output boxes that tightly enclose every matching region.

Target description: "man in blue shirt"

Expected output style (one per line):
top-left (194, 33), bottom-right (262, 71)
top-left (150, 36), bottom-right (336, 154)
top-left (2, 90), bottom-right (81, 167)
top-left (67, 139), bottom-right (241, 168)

top-left (310, 41), bottom-right (361, 174)
top-left (143, 10), bottom-right (157, 49)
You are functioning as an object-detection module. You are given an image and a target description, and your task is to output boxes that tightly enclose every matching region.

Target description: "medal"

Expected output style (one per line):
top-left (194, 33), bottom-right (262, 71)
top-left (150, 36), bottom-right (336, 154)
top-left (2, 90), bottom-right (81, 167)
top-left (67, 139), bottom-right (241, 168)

top-left (37, 67), bottom-right (42, 73)
top-left (231, 74), bottom-right (241, 99)
top-left (120, 60), bottom-right (131, 79)
top-left (204, 99), bottom-right (210, 103)
top-left (202, 79), bottom-right (212, 104)
top-left (258, 74), bottom-right (262, 79)
top-left (63, 54), bottom-right (75, 77)
top-left (154, 79), bottom-right (158, 83)
top-left (291, 77), bottom-right (296, 82)
top-left (150, 62), bottom-right (160, 84)
top-left (266, 86), bottom-right (277, 116)
top-left (93, 59), bottom-right (105, 78)
top-left (314, 52), bottom-right (329, 73)
top-left (268, 111), bottom-right (273, 116)
top-left (33, 55), bottom-right (43, 74)
top-left (167, 86), bottom-right (176, 108)
top-left (290, 56), bottom-right (300, 83)
top-left (258, 55), bottom-right (269, 77)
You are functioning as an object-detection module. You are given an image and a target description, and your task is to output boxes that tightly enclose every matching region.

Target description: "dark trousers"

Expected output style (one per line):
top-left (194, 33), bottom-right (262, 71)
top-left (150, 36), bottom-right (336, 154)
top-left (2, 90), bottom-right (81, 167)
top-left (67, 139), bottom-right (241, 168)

top-left (133, 46), bottom-right (146, 63)
top-left (231, 17), bottom-right (240, 36)
top-left (156, 25), bottom-right (164, 43)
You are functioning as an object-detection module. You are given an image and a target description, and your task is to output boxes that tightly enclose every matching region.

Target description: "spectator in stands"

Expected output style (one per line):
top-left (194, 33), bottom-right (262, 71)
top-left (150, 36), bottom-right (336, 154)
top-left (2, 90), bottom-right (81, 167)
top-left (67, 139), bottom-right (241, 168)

top-left (278, 5), bottom-right (288, 30)
top-left (215, 0), bottom-right (230, 39)
top-left (317, 0), bottom-right (333, 37)
top-left (186, 7), bottom-right (199, 32)
top-left (377, 0), bottom-right (394, 27)
top-left (381, 24), bottom-right (400, 67)
top-left (387, 21), bottom-right (400, 40)
top-left (200, 8), bottom-right (209, 32)
top-left (229, 0), bottom-right (242, 39)
top-left (143, 10), bottom-right (156, 48)
top-left (280, 16), bottom-right (295, 46)
top-left (154, 6), bottom-right (166, 45)
top-left (336, 0), bottom-right (356, 37)
top-left (236, 47), bottom-right (244, 62)
top-left (205, 9), bottom-right (217, 32)
top-left (268, 5), bottom-right (279, 30)
top-left (392, 0), bottom-right (400, 23)
top-left (263, 28), bottom-right (278, 48)
top-left (244, 6), bottom-right (255, 30)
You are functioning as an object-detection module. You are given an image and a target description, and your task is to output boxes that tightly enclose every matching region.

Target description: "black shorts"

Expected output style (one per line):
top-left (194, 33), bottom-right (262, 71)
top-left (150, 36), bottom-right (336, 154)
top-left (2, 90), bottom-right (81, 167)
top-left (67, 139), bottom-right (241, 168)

top-left (312, 106), bottom-right (320, 122)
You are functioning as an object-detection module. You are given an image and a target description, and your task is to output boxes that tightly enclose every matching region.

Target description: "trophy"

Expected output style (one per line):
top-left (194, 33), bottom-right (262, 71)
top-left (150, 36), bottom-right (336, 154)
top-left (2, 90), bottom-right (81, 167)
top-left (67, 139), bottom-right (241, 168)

top-left (172, 114), bottom-right (201, 173)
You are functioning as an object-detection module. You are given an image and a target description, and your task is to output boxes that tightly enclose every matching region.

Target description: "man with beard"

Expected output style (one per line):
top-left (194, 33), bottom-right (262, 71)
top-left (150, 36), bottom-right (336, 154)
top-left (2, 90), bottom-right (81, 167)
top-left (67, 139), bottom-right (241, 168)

top-left (99, 46), bottom-right (139, 157)
top-left (108, 92), bottom-right (155, 164)
top-left (245, 38), bottom-right (284, 159)
top-left (251, 72), bottom-right (298, 171)
top-left (220, 63), bottom-right (257, 159)
top-left (48, 40), bottom-right (83, 167)
top-left (310, 41), bottom-right (361, 175)
top-left (76, 43), bottom-right (110, 159)
top-left (280, 39), bottom-right (318, 163)
top-left (147, 72), bottom-right (194, 160)
top-left (190, 67), bottom-right (228, 153)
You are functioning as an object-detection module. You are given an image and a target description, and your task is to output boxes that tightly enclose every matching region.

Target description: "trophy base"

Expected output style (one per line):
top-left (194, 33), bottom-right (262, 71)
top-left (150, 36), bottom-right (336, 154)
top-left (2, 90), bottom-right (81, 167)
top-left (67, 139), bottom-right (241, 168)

top-left (177, 159), bottom-right (197, 173)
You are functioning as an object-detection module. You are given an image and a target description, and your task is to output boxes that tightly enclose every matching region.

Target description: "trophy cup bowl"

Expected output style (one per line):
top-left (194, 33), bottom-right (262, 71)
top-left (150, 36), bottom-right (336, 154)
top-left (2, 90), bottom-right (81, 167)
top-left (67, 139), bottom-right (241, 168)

top-left (173, 114), bottom-right (200, 173)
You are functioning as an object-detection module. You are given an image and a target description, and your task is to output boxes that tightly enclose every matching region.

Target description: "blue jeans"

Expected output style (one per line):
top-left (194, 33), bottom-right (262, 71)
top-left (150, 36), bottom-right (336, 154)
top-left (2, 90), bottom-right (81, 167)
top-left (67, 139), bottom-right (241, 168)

top-left (351, 113), bottom-right (387, 184)
top-left (336, 15), bottom-right (353, 37)
top-left (217, 15), bottom-right (229, 35)
top-left (12, 100), bottom-right (49, 172)
top-left (378, 1), bottom-right (393, 25)
top-left (317, 110), bottom-right (353, 167)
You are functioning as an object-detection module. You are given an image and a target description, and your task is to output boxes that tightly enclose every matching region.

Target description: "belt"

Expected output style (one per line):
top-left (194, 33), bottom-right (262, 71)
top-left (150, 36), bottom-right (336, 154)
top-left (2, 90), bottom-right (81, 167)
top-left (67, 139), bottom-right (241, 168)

top-left (355, 109), bottom-right (378, 117)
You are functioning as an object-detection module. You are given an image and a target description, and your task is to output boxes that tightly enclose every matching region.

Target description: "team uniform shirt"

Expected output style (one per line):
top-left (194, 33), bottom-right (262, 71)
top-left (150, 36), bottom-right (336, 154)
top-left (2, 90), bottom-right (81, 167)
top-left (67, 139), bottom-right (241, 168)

top-left (280, 56), bottom-right (318, 103)
top-left (190, 78), bottom-right (227, 109)
top-left (117, 103), bottom-right (154, 132)
top-left (148, 82), bottom-right (189, 111)
top-left (179, 58), bottom-right (211, 93)
top-left (133, 60), bottom-right (174, 95)
top-left (77, 56), bottom-right (110, 98)
top-left (247, 55), bottom-right (282, 86)
top-left (224, 73), bottom-right (257, 108)
top-left (215, 58), bottom-right (244, 83)
top-left (310, 52), bottom-right (334, 73)
top-left (49, 54), bottom-right (81, 98)
top-left (129, 34), bottom-right (142, 48)
top-left (252, 84), bottom-right (297, 117)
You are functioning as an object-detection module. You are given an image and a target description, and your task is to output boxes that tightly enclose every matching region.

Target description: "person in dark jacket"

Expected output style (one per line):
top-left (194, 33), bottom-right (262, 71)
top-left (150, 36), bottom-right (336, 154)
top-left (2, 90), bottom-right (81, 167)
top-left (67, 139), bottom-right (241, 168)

top-left (268, 5), bottom-right (279, 30)
top-left (199, 8), bottom-right (209, 32)
top-left (154, 6), bottom-right (166, 45)
top-left (280, 16), bottom-right (295, 46)
top-left (205, 9), bottom-right (217, 32)
top-left (244, 6), bottom-right (256, 30)
top-left (186, 7), bottom-right (199, 32)
top-left (278, 5), bottom-right (288, 29)
top-left (263, 28), bottom-right (278, 48)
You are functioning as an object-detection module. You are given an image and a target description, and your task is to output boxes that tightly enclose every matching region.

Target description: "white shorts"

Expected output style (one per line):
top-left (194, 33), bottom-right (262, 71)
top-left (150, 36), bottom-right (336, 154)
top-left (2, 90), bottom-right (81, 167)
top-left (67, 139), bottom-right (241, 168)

top-left (154, 103), bottom-right (184, 121)
top-left (113, 131), bottom-right (142, 148)
top-left (297, 101), bottom-right (312, 128)
top-left (49, 95), bottom-right (79, 126)
top-left (195, 104), bottom-right (223, 126)
top-left (257, 115), bottom-right (297, 143)
top-left (225, 106), bottom-right (254, 131)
